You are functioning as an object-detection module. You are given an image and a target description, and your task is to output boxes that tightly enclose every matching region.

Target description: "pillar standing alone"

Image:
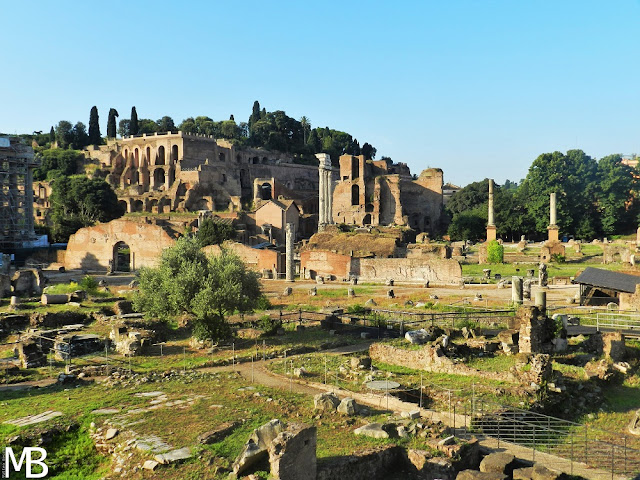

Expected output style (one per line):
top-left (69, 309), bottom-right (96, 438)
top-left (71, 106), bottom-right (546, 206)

top-left (285, 223), bottom-right (295, 283)
top-left (316, 153), bottom-right (333, 229)
top-left (548, 192), bottom-right (559, 242)
top-left (486, 179), bottom-right (496, 241)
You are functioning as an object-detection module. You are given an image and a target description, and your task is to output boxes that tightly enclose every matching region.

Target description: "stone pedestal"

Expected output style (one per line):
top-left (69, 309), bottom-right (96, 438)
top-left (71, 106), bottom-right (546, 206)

top-left (486, 225), bottom-right (497, 242)
top-left (547, 226), bottom-right (559, 242)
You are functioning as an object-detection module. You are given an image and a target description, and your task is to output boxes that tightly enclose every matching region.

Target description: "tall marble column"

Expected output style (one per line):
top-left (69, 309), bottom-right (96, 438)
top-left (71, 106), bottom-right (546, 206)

top-left (548, 192), bottom-right (559, 242)
top-left (285, 223), bottom-right (295, 282)
top-left (486, 179), bottom-right (496, 241)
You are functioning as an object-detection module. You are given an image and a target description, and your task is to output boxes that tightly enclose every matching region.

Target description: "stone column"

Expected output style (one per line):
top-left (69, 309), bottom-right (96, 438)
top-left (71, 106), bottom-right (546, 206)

top-left (316, 153), bottom-right (332, 228)
top-left (547, 192), bottom-right (559, 242)
top-left (285, 223), bottom-right (295, 282)
top-left (534, 290), bottom-right (547, 310)
top-left (512, 276), bottom-right (523, 304)
top-left (486, 179), bottom-right (496, 241)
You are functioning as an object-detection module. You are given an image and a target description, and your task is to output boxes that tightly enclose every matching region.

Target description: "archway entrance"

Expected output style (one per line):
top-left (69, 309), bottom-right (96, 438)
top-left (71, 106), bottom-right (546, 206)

top-left (113, 242), bottom-right (131, 272)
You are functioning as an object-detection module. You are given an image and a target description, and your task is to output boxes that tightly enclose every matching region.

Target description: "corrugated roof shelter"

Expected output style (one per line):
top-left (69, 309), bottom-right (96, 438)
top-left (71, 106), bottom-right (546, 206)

top-left (572, 267), bottom-right (640, 306)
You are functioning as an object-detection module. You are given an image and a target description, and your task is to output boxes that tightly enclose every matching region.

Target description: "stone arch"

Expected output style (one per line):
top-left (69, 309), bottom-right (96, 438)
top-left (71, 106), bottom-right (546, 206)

top-left (132, 199), bottom-right (144, 212)
top-left (134, 148), bottom-right (139, 168)
top-left (118, 200), bottom-right (127, 212)
top-left (260, 182), bottom-right (272, 200)
top-left (145, 147), bottom-right (151, 167)
top-left (363, 214), bottom-right (372, 225)
top-left (219, 152), bottom-right (226, 162)
top-left (252, 156), bottom-right (259, 164)
top-left (131, 170), bottom-right (140, 185)
top-left (262, 156), bottom-right (268, 164)
top-left (171, 145), bottom-right (179, 163)
top-left (351, 184), bottom-right (360, 206)
top-left (113, 241), bottom-right (131, 272)
top-left (157, 146), bottom-right (165, 165)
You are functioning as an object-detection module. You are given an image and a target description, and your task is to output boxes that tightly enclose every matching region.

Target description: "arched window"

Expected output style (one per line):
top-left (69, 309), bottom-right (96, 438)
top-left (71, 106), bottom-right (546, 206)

top-left (157, 146), bottom-right (165, 165)
top-left (261, 183), bottom-right (272, 200)
top-left (363, 214), bottom-right (372, 225)
top-left (171, 145), bottom-right (179, 162)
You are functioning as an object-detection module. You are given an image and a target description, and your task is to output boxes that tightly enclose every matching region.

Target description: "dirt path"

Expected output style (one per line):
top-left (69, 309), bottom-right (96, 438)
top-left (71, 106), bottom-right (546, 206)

top-left (0, 378), bottom-right (57, 393)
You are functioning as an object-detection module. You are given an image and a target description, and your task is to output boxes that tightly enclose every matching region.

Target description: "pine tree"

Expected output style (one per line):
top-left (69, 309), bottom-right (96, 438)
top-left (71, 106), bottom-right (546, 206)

top-left (130, 107), bottom-right (139, 136)
top-left (107, 108), bottom-right (119, 138)
top-left (49, 126), bottom-right (55, 143)
top-left (88, 106), bottom-right (101, 145)
top-left (229, 114), bottom-right (235, 121)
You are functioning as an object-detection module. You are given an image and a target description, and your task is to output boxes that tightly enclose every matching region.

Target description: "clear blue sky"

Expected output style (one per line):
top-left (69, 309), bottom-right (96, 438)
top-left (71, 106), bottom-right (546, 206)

top-left (1, 1), bottom-right (639, 187)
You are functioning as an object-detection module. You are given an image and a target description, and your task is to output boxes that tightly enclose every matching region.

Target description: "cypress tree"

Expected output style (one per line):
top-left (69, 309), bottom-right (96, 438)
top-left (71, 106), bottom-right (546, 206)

top-left (250, 101), bottom-right (260, 125)
top-left (130, 107), bottom-right (139, 136)
top-left (88, 106), bottom-right (101, 145)
top-left (49, 126), bottom-right (55, 143)
top-left (107, 108), bottom-right (119, 138)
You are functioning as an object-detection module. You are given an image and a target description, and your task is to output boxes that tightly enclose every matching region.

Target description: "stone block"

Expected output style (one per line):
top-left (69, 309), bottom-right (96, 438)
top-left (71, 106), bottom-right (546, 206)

top-left (354, 423), bottom-right (389, 439)
top-left (268, 423), bottom-right (317, 480)
top-left (603, 332), bottom-right (625, 362)
top-left (457, 470), bottom-right (506, 480)
top-left (337, 398), bottom-right (358, 416)
top-left (479, 452), bottom-right (516, 476)
top-left (314, 392), bottom-right (340, 412)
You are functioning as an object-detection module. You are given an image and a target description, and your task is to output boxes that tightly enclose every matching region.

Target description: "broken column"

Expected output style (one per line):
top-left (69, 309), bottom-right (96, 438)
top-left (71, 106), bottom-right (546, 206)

top-left (534, 290), bottom-right (547, 310)
top-left (548, 192), bottom-right (559, 242)
top-left (285, 223), bottom-right (295, 283)
top-left (486, 179), bottom-right (496, 241)
top-left (316, 153), bottom-right (333, 229)
top-left (511, 276), bottom-right (523, 304)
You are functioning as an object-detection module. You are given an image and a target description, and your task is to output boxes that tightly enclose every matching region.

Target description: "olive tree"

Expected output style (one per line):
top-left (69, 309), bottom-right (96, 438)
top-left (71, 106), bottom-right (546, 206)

top-left (134, 236), bottom-right (261, 341)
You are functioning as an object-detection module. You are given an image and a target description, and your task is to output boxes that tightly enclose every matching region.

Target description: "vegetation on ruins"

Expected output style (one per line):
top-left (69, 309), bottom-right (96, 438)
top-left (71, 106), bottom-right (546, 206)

top-left (196, 218), bottom-right (235, 247)
top-left (49, 175), bottom-right (124, 242)
top-left (33, 149), bottom-right (82, 181)
top-left (134, 236), bottom-right (261, 341)
top-left (447, 150), bottom-right (639, 241)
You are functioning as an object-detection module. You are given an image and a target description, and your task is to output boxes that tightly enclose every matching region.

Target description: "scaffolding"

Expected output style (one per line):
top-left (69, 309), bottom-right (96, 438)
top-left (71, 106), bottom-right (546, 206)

top-left (0, 137), bottom-right (39, 251)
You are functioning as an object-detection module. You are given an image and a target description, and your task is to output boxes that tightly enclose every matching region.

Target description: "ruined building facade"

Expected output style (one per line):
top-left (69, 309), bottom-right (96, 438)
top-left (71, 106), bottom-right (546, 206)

top-left (332, 155), bottom-right (443, 235)
top-left (0, 137), bottom-right (39, 250)
top-left (84, 132), bottom-right (320, 215)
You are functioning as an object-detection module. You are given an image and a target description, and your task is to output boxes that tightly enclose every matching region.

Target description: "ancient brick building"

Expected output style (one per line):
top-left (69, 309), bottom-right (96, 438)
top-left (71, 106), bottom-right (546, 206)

top-left (332, 155), bottom-right (443, 235)
top-left (84, 132), bottom-right (320, 215)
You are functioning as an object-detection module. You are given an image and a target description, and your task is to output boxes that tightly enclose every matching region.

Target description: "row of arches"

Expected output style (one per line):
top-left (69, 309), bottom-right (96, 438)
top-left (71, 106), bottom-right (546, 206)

top-left (123, 144), bottom-right (179, 168)
top-left (120, 165), bottom-right (175, 190)
top-left (120, 196), bottom-right (173, 214)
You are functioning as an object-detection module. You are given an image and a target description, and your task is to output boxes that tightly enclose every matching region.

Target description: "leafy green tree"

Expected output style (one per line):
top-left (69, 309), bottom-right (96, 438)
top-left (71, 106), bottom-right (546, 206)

top-left (137, 119), bottom-right (158, 134)
top-left (196, 219), bottom-right (235, 246)
top-left (134, 236), bottom-right (261, 341)
top-left (596, 154), bottom-right (637, 236)
top-left (71, 122), bottom-right (89, 149)
top-left (34, 149), bottom-right (83, 181)
top-left (519, 150), bottom-right (598, 238)
top-left (447, 209), bottom-right (486, 241)
top-left (307, 129), bottom-right (321, 152)
top-left (88, 106), bottom-right (101, 145)
top-left (49, 176), bottom-right (124, 242)
top-left (117, 119), bottom-right (130, 137)
top-left (361, 143), bottom-right (376, 160)
top-left (54, 121), bottom-right (73, 149)
top-left (156, 116), bottom-right (175, 133)
top-left (130, 107), bottom-right (139, 135)
top-left (107, 108), bottom-right (119, 138)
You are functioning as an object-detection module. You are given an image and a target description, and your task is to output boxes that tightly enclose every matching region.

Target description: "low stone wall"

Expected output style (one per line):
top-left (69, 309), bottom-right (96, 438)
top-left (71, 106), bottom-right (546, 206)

top-left (369, 343), bottom-right (516, 382)
top-left (353, 258), bottom-right (462, 285)
top-left (317, 445), bottom-right (403, 480)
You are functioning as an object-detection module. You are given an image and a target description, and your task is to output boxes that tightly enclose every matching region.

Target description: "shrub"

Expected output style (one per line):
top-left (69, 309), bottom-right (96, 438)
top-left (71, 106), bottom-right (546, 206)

top-left (258, 315), bottom-right (282, 335)
top-left (255, 295), bottom-right (272, 311)
top-left (79, 275), bottom-right (98, 293)
top-left (486, 240), bottom-right (504, 264)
